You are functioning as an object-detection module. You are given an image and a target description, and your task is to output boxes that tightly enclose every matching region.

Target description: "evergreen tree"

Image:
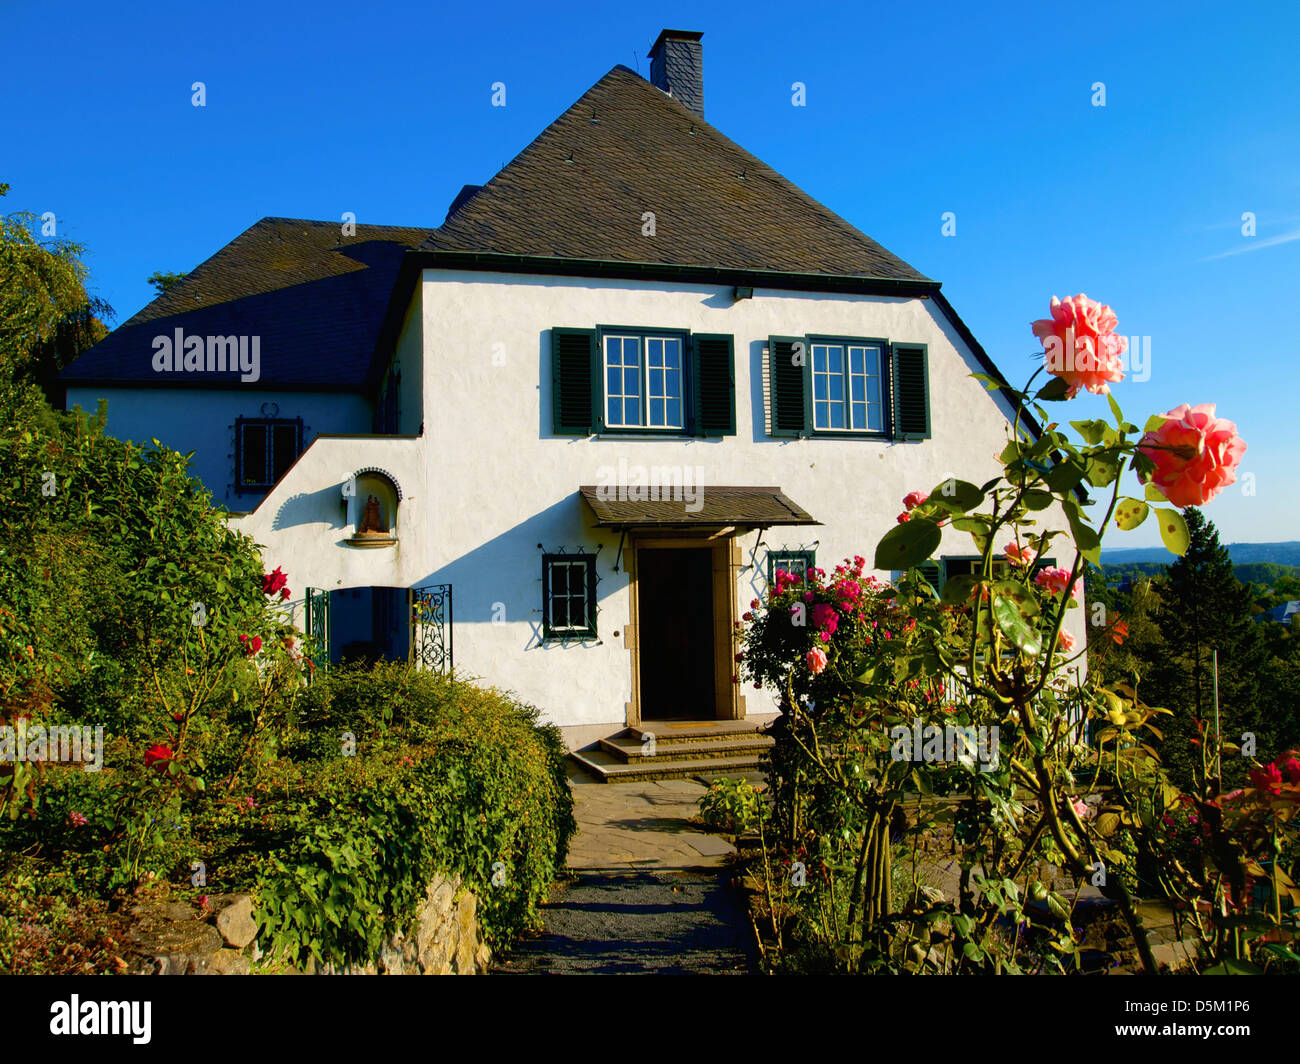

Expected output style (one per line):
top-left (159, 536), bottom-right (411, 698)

top-left (1145, 509), bottom-right (1270, 791)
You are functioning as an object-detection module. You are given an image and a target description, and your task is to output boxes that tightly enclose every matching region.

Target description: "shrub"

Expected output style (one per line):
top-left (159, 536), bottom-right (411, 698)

top-left (698, 777), bottom-right (767, 835)
top-left (253, 664), bottom-right (575, 969)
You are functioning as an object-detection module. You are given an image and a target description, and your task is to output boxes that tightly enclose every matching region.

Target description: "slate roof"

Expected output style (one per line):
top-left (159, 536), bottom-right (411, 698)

top-left (579, 485), bottom-right (819, 528)
top-left (427, 65), bottom-right (929, 282)
top-left (62, 218), bottom-right (431, 389)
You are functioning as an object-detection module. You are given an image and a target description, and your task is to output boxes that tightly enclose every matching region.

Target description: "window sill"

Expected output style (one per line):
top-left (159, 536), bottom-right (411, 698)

top-left (346, 532), bottom-right (398, 549)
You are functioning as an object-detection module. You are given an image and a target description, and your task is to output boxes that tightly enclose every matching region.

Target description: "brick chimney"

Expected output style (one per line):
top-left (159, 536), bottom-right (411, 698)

top-left (648, 29), bottom-right (704, 119)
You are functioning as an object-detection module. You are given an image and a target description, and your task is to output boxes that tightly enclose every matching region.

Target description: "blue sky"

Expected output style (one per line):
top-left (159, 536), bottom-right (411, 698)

top-left (4, 0), bottom-right (1296, 548)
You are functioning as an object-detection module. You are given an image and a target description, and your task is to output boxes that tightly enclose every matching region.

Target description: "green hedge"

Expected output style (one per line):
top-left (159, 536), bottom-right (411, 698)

top-left (254, 664), bottom-right (576, 969)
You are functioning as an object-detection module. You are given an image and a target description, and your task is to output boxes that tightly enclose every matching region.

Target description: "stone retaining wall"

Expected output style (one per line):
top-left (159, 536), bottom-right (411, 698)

top-left (125, 873), bottom-right (489, 975)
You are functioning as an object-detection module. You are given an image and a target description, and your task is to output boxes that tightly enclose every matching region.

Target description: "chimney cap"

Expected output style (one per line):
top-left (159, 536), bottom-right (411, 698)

top-left (649, 28), bottom-right (703, 55)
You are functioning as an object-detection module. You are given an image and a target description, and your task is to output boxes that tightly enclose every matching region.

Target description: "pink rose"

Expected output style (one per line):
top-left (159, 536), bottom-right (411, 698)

top-left (1035, 566), bottom-right (1081, 601)
top-left (810, 603), bottom-right (839, 633)
top-left (902, 491), bottom-right (928, 511)
top-left (1070, 797), bottom-right (1089, 819)
top-left (1032, 294), bottom-right (1127, 397)
top-left (806, 647), bottom-right (828, 674)
top-left (1057, 629), bottom-right (1076, 653)
top-left (1003, 542), bottom-right (1037, 567)
top-left (1137, 404), bottom-right (1247, 509)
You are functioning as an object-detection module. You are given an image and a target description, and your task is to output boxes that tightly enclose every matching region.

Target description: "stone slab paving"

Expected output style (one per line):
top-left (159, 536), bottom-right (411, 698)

top-left (491, 768), bottom-right (756, 974)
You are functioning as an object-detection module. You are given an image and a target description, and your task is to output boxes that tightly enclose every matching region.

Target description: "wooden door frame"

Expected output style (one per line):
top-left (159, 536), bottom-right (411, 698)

top-left (623, 529), bottom-right (745, 727)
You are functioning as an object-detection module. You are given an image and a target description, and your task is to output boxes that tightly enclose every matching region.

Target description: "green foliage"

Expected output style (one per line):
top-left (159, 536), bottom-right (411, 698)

top-left (698, 777), bottom-right (767, 834)
top-left (1143, 510), bottom-right (1275, 791)
top-left (0, 184), bottom-right (112, 401)
top-left (253, 665), bottom-right (576, 969)
top-left (146, 270), bottom-right (188, 295)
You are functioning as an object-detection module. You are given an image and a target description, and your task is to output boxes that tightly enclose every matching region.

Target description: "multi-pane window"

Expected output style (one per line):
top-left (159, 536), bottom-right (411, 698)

top-left (768, 550), bottom-right (816, 586)
top-left (811, 341), bottom-right (884, 432)
top-left (236, 418), bottom-right (302, 492)
top-left (603, 332), bottom-right (684, 430)
top-left (543, 554), bottom-right (597, 639)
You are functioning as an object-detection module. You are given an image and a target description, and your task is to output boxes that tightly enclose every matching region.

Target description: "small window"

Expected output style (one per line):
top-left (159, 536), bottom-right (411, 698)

top-left (768, 549), bottom-right (816, 586)
top-left (811, 341), bottom-right (884, 432)
top-left (543, 554), bottom-right (597, 639)
top-left (601, 330), bottom-right (685, 430)
top-left (236, 417), bottom-right (302, 492)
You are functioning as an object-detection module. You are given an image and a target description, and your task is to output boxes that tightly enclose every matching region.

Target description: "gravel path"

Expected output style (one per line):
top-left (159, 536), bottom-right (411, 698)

top-left (492, 868), bottom-right (757, 974)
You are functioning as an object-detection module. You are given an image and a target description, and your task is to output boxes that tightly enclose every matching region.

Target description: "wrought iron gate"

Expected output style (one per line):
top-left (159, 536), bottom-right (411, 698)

top-left (409, 583), bottom-right (452, 674)
top-left (304, 587), bottom-right (330, 677)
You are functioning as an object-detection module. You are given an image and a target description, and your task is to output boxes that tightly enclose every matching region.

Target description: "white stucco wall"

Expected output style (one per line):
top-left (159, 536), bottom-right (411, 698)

top-left (230, 269), bottom-right (1087, 731)
top-left (64, 385), bottom-right (373, 511)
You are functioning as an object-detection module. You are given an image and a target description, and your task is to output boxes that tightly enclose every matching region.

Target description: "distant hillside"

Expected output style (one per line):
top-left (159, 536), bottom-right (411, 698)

top-left (1100, 541), bottom-right (1300, 566)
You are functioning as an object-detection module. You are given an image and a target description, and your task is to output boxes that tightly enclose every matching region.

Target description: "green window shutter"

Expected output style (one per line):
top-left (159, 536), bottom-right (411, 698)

top-left (551, 328), bottom-right (597, 436)
top-left (768, 335), bottom-right (808, 437)
top-left (891, 342), bottom-right (931, 440)
top-left (692, 333), bottom-right (735, 437)
top-left (916, 561), bottom-right (943, 595)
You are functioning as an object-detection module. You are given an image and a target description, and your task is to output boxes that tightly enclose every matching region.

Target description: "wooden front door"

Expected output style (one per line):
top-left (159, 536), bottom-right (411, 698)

top-left (637, 547), bottom-right (714, 719)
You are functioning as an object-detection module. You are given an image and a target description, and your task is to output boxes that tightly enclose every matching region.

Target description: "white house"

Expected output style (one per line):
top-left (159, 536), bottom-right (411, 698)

top-left (63, 30), bottom-right (1086, 773)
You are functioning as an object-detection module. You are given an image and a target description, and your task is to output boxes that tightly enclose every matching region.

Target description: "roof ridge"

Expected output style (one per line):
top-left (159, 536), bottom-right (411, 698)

top-left (422, 64), bottom-right (929, 281)
top-left (424, 65), bottom-right (641, 251)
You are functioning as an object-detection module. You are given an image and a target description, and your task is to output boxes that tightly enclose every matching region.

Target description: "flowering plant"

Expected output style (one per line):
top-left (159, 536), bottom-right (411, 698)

top-left (742, 294), bottom-right (1266, 975)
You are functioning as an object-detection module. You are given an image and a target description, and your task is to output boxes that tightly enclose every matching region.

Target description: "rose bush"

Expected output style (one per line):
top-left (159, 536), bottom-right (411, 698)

top-left (740, 294), bottom-right (1284, 974)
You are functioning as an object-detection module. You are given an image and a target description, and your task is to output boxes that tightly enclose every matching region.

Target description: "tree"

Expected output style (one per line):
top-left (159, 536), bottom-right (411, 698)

top-left (1146, 508), bottom-right (1271, 790)
top-left (146, 269), bottom-right (187, 295)
top-left (0, 183), bottom-right (112, 406)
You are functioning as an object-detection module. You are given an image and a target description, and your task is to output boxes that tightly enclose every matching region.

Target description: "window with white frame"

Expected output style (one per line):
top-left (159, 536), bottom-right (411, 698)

top-left (542, 554), bottom-right (597, 639)
top-left (602, 331), bottom-right (684, 430)
top-left (811, 341), bottom-right (885, 432)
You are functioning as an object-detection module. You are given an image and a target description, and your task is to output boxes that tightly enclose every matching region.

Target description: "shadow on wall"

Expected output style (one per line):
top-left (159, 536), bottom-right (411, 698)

top-left (271, 482), bottom-right (347, 532)
top-left (414, 492), bottom-right (624, 650)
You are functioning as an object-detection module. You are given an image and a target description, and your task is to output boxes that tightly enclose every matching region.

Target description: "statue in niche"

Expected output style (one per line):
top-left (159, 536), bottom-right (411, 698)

top-left (358, 494), bottom-right (386, 534)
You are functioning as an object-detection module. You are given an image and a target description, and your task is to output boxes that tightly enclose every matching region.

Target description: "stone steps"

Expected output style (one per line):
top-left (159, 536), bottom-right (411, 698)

top-left (571, 721), bottom-right (773, 783)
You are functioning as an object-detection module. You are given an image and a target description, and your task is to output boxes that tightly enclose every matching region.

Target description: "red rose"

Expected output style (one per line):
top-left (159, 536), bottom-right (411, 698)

top-left (262, 567), bottom-right (288, 596)
top-left (1280, 754), bottom-right (1300, 785)
top-left (280, 587), bottom-right (291, 600)
top-left (145, 744), bottom-right (174, 771)
top-left (1249, 763), bottom-right (1283, 795)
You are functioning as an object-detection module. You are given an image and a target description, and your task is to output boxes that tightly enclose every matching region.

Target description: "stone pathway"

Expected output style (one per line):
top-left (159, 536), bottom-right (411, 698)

top-left (491, 770), bottom-right (758, 974)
